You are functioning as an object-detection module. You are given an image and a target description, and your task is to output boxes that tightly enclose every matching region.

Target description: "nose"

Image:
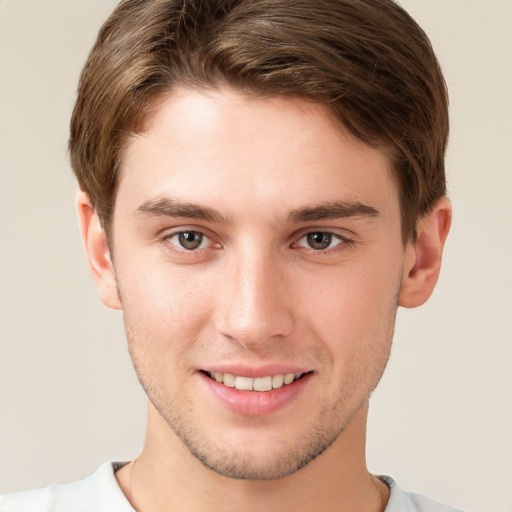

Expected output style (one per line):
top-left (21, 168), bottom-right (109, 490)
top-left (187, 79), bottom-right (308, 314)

top-left (214, 246), bottom-right (293, 349)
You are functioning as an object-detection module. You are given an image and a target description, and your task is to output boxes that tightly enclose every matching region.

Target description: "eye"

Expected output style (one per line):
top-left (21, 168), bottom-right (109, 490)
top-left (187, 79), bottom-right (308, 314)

top-left (296, 231), bottom-right (345, 251)
top-left (168, 231), bottom-right (210, 250)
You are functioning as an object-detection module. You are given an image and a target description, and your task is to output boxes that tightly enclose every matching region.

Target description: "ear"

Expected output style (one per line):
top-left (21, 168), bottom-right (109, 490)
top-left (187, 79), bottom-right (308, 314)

top-left (399, 197), bottom-right (452, 308)
top-left (76, 191), bottom-right (122, 310)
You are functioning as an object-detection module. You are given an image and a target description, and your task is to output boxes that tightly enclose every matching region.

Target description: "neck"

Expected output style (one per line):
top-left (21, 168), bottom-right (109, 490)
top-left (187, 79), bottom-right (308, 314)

top-left (116, 401), bottom-right (389, 512)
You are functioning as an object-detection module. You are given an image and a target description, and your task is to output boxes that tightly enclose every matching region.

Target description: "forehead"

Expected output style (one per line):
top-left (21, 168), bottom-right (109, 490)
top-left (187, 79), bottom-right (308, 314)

top-left (117, 87), bottom-right (398, 222)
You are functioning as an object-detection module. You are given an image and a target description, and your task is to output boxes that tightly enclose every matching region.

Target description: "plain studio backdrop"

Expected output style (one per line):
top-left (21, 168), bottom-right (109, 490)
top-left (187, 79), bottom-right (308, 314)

top-left (0, 1), bottom-right (511, 511)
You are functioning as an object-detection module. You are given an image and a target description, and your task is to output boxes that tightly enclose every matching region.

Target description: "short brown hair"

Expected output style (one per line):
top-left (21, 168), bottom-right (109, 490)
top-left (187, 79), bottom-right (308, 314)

top-left (69, 0), bottom-right (448, 242)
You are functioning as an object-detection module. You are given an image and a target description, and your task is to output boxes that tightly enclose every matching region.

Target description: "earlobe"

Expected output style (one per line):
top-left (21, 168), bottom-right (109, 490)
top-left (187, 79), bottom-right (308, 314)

top-left (399, 197), bottom-right (452, 308)
top-left (76, 191), bottom-right (122, 310)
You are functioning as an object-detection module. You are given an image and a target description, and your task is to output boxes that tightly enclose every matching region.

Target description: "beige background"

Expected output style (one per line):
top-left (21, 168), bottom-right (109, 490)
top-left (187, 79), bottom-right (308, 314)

top-left (0, 1), bottom-right (511, 511)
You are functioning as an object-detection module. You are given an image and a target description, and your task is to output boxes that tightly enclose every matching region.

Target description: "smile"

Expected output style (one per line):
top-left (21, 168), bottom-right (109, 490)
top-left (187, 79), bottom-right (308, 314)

top-left (206, 371), bottom-right (306, 392)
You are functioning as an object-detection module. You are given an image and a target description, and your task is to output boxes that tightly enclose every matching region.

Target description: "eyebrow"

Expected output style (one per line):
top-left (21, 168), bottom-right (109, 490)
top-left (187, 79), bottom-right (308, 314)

top-left (288, 200), bottom-right (379, 223)
top-left (136, 196), bottom-right (379, 224)
top-left (136, 197), bottom-right (229, 223)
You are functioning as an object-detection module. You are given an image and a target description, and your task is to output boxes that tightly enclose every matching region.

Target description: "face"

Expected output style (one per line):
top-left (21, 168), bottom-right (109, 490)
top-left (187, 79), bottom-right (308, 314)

top-left (110, 87), bottom-right (407, 479)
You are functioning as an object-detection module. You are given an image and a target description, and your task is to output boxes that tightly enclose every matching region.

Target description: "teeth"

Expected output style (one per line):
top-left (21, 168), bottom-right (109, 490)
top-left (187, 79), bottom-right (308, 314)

top-left (271, 374), bottom-right (284, 388)
top-left (223, 373), bottom-right (236, 387)
top-left (253, 376), bottom-right (272, 391)
top-left (234, 376), bottom-right (253, 391)
top-left (283, 373), bottom-right (295, 385)
top-left (207, 371), bottom-right (304, 391)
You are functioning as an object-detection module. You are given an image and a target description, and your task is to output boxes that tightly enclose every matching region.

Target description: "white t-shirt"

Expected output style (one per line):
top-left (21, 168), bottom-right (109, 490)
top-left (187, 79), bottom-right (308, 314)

top-left (0, 462), bottom-right (465, 512)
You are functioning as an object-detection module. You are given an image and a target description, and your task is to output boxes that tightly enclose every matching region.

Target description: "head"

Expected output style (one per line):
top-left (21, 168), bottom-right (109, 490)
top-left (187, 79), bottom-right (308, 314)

top-left (72, 0), bottom-right (451, 481)
top-left (70, 0), bottom-right (448, 245)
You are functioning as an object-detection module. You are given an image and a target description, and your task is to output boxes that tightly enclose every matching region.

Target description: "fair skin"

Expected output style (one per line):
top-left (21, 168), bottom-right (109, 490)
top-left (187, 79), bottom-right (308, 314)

top-left (79, 87), bottom-right (451, 512)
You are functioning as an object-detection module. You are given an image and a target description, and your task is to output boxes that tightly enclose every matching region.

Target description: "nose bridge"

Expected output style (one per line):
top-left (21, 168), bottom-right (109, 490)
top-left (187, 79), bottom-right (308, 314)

top-left (215, 243), bottom-right (292, 347)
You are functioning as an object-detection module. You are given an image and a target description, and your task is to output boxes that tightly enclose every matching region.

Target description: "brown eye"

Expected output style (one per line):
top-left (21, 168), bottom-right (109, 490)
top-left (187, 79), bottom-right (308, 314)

top-left (174, 231), bottom-right (205, 250)
top-left (306, 232), bottom-right (333, 250)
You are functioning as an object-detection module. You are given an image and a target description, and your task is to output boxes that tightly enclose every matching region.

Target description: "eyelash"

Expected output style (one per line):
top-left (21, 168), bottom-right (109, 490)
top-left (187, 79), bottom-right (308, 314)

top-left (163, 230), bottom-right (219, 258)
top-left (292, 231), bottom-right (353, 254)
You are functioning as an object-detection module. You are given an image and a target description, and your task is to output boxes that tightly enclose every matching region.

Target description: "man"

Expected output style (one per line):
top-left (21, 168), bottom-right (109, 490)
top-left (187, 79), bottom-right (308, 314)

top-left (0, 0), bottom-right (459, 510)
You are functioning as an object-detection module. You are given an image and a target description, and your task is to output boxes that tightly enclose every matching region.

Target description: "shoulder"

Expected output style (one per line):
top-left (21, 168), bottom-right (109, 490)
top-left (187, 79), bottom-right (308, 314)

top-left (381, 476), bottom-right (466, 512)
top-left (0, 462), bottom-right (134, 512)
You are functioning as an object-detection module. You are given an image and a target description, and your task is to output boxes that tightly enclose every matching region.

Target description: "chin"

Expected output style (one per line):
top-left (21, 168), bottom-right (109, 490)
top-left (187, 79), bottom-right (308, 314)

top-left (165, 408), bottom-right (346, 481)
top-left (187, 440), bottom-right (335, 481)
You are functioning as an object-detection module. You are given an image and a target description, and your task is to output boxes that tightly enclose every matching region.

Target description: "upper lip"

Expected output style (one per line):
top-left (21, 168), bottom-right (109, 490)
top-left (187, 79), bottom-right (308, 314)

top-left (200, 364), bottom-right (311, 378)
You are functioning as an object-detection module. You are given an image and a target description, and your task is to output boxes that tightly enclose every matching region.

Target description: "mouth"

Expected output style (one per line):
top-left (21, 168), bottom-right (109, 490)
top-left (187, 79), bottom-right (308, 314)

top-left (202, 371), bottom-right (309, 392)
top-left (200, 369), bottom-right (313, 416)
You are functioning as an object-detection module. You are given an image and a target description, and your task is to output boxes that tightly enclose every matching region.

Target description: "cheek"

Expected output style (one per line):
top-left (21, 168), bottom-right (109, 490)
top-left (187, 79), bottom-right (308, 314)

top-left (117, 257), bottom-right (214, 355)
top-left (298, 257), bottom-right (401, 359)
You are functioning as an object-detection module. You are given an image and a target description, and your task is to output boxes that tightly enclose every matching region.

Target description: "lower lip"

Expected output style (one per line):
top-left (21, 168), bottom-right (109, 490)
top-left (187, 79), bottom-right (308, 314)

top-left (200, 372), bottom-right (312, 417)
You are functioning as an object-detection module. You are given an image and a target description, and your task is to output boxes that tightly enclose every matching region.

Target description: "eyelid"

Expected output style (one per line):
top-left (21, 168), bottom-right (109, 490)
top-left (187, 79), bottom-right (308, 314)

top-left (168, 231), bottom-right (210, 250)
top-left (296, 232), bottom-right (343, 248)
top-left (291, 228), bottom-right (355, 254)
top-left (160, 225), bottom-right (222, 254)
top-left (160, 224), bottom-right (217, 241)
